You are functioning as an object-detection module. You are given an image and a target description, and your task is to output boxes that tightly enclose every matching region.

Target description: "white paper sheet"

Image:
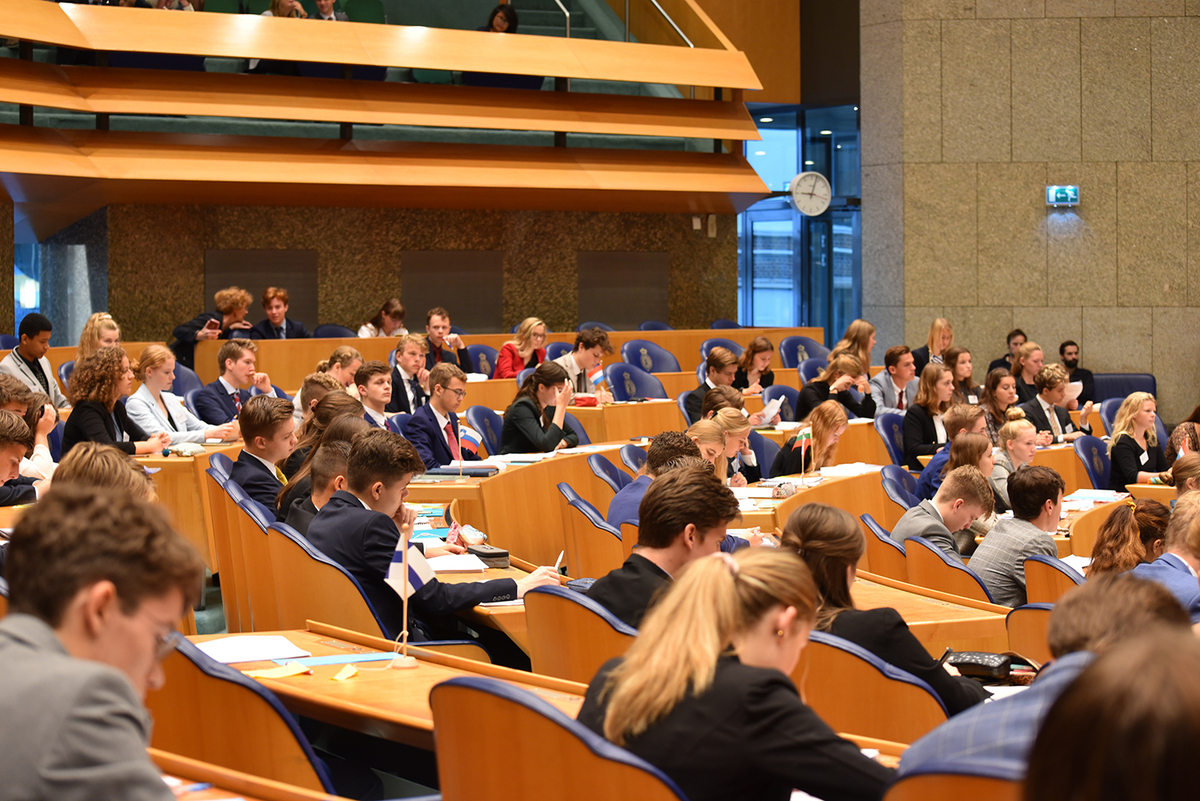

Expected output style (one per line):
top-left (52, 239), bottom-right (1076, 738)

top-left (427, 553), bottom-right (489, 573)
top-left (196, 635), bottom-right (311, 665)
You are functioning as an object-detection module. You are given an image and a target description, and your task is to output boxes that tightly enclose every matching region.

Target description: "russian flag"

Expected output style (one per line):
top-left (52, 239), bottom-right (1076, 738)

top-left (458, 424), bottom-right (483, 455)
top-left (587, 364), bottom-right (604, 387)
top-left (385, 537), bottom-right (436, 600)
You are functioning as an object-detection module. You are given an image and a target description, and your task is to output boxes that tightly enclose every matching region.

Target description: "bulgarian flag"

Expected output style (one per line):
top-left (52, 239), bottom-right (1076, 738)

top-left (791, 428), bottom-right (813, 472)
top-left (458, 425), bottom-right (483, 456)
top-left (587, 364), bottom-right (605, 387)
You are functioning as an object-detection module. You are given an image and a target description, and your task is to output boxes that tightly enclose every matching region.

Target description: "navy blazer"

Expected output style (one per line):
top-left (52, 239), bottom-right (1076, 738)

top-left (1131, 554), bottom-right (1200, 623)
top-left (385, 367), bottom-right (426, 415)
top-left (0, 476), bottom-right (38, 507)
top-left (423, 336), bottom-right (470, 372)
top-left (1017, 397), bottom-right (1089, 443)
top-left (684, 383), bottom-right (709, 425)
top-left (305, 491), bottom-right (518, 638)
top-left (60, 400), bottom-right (149, 457)
top-left (405, 404), bottom-right (480, 470)
top-left (228, 451), bottom-right (284, 511)
top-left (194, 379), bottom-right (249, 425)
top-left (249, 318), bottom-right (310, 340)
top-left (169, 311), bottom-right (239, 371)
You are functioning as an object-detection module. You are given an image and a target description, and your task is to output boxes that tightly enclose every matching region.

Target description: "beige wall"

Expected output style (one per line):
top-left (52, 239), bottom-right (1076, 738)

top-left (696, 0), bottom-right (801, 104)
top-left (861, 0), bottom-right (1200, 422)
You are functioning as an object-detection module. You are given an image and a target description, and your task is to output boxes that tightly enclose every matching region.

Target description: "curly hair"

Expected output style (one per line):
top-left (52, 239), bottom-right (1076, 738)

top-left (68, 346), bottom-right (128, 410)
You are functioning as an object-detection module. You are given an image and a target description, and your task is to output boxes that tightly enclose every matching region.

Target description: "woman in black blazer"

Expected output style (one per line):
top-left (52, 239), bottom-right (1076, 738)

top-left (910, 317), bottom-right (954, 375)
top-left (499, 361), bottom-right (579, 454)
top-left (61, 346), bottom-right (170, 458)
top-left (903, 363), bottom-right (954, 470)
top-left (577, 547), bottom-right (894, 801)
top-left (1011, 341), bottom-right (1044, 405)
top-left (1107, 392), bottom-right (1170, 491)
top-left (782, 503), bottom-right (989, 715)
top-left (795, 353), bottom-right (875, 421)
top-left (731, 336), bottom-right (775, 394)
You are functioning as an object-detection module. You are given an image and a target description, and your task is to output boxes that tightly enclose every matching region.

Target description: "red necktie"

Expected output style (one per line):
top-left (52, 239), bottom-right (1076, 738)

top-left (897, 389), bottom-right (905, 411)
top-left (444, 422), bottom-right (462, 461)
top-left (232, 392), bottom-right (241, 413)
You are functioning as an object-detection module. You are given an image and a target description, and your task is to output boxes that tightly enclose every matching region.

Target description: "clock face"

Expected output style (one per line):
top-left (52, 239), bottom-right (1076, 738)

top-left (790, 171), bottom-right (832, 217)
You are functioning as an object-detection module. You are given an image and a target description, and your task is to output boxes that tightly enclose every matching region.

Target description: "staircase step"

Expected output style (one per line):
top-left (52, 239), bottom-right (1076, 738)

top-left (522, 24), bottom-right (597, 38)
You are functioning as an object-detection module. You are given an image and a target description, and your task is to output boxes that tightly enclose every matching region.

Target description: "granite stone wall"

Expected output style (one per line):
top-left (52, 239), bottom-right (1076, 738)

top-left (861, 0), bottom-right (1200, 422)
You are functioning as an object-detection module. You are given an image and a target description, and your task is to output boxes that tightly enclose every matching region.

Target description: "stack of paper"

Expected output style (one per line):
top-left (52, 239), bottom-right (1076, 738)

top-left (427, 553), bottom-right (489, 573)
top-left (196, 635), bottom-right (311, 664)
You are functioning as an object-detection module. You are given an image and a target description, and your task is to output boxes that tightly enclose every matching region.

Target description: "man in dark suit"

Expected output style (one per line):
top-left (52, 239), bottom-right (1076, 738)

top-left (248, 287), bottom-right (310, 340)
top-left (169, 286), bottom-right (254, 371)
top-left (355, 360), bottom-right (393, 428)
top-left (282, 441), bottom-right (349, 536)
top-left (1059, 340), bottom-right (1094, 407)
top-left (406, 363), bottom-right (481, 470)
top-left (386, 334), bottom-right (429, 415)
top-left (423, 306), bottom-right (471, 370)
top-left (1018, 364), bottom-right (1092, 445)
top-left (305, 430), bottom-right (558, 642)
top-left (194, 339), bottom-right (281, 425)
top-left (1131, 492), bottom-right (1200, 622)
top-left (685, 347), bottom-right (739, 425)
top-left (0, 485), bottom-right (204, 801)
top-left (891, 466), bottom-right (994, 564)
top-left (227, 395), bottom-right (296, 511)
top-left (587, 465), bottom-right (739, 628)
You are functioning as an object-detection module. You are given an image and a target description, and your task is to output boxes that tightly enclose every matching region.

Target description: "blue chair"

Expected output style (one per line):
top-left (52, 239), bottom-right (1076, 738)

top-left (604, 364), bottom-right (667, 402)
top-left (710, 318), bottom-right (741, 329)
top-left (904, 536), bottom-right (995, 604)
top-left (882, 463), bottom-right (918, 499)
top-left (638, 320), bottom-right (673, 331)
top-left (675, 390), bottom-right (691, 427)
top-left (209, 451), bottom-right (234, 478)
top-left (556, 480), bottom-right (581, 505)
top-left (170, 363), bottom-right (203, 397)
top-left (882, 478), bottom-right (917, 512)
top-left (577, 321), bottom-right (615, 332)
top-left (1073, 434), bottom-right (1110, 490)
top-left (620, 340), bottom-right (681, 373)
top-left (1093, 372), bottom-right (1157, 403)
top-left (0, 576), bottom-right (7, 600)
top-left (516, 367), bottom-right (535, 386)
top-left (0, 334), bottom-right (17, 350)
top-left (47, 419), bottom-right (64, 462)
top-left (237, 497), bottom-right (276, 529)
top-left (620, 443), bottom-right (646, 473)
top-left (1099, 397), bottom-right (1121, 437)
top-left (860, 513), bottom-right (908, 581)
top-left (465, 405), bottom-right (504, 457)
top-left (762, 385), bottom-right (801, 422)
top-left (386, 412), bottom-right (410, 437)
top-left (524, 584), bottom-right (638, 682)
top-left (312, 324), bottom-right (356, 338)
top-left (429, 677), bottom-right (688, 801)
top-left (588, 453), bottom-right (631, 493)
top-left (798, 357), bottom-right (827, 384)
top-left (695, 361), bottom-right (706, 383)
top-left (147, 637), bottom-right (337, 793)
top-left (885, 758), bottom-right (1024, 800)
top-left (184, 388), bottom-right (202, 418)
top-left (545, 341), bottom-right (573, 362)
top-left (566, 497), bottom-right (624, 578)
top-left (564, 412), bottom-right (591, 445)
top-left (1006, 603), bottom-right (1054, 665)
top-left (388, 348), bottom-right (397, 368)
top-left (747, 430), bottom-right (780, 480)
top-left (1024, 554), bottom-right (1085, 604)
top-left (874, 412), bottom-right (907, 466)
top-left (449, 325), bottom-right (469, 336)
top-left (58, 360), bottom-right (74, 389)
top-left (699, 337), bottom-right (743, 360)
top-left (466, 344), bottom-right (499, 377)
top-left (779, 335), bottom-right (830, 367)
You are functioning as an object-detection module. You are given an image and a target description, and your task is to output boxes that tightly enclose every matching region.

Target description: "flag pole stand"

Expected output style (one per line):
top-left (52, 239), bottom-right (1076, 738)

top-left (391, 521), bottom-right (420, 670)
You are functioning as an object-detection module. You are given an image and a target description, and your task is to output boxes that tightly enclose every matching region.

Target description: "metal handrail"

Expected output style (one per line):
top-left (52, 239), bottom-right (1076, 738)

top-left (552, 0), bottom-right (571, 38)
top-left (628, 0), bottom-right (694, 48)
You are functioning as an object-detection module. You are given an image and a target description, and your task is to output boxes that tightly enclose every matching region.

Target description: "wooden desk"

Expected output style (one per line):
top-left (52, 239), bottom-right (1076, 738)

top-left (437, 556), bottom-right (544, 655)
top-left (150, 750), bottom-right (338, 801)
top-left (569, 400), bottom-right (684, 442)
top-left (853, 573), bottom-right (1009, 657)
top-left (771, 470), bottom-right (903, 543)
top-left (1032, 444), bottom-right (1088, 495)
top-left (193, 623), bottom-right (585, 751)
top-left (44, 341), bottom-right (162, 396)
top-left (0, 504), bottom-right (28, 530)
top-left (760, 418), bottom-right (891, 468)
top-left (1126, 483), bottom-right (1177, 505)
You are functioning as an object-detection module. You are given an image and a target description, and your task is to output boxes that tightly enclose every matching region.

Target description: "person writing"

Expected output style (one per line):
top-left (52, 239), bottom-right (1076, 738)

top-left (577, 547), bottom-right (895, 801)
top-left (494, 317), bottom-right (547, 379)
top-left (771, 400), bottom-right (847, 477)
top-left (499, 361), bottom-right (579, 454)
top-left (1086, 498), bottom-right (1169, 577)
top-left (61, 347), bottom-right (170, 458)
top-left (126, 345), bottom-right (238, 444)
top-left (732, 336), bottom-right (775, 395)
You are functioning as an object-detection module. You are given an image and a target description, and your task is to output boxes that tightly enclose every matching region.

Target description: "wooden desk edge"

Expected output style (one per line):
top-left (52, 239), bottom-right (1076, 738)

top-left (858, 572), bottom-right (1011, 615)
top-left (149, 749), bottom-right (341, 801)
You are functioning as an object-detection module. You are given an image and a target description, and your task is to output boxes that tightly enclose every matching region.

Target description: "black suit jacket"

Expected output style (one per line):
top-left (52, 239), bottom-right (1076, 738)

top-left (423, 336), bottom-right (470, 372)
top-left (0, 476), bottom-right (38, 507)
top-left (826, 608), bottom-right (989, 715)
top-left (684, 383), bottom-right (709, 425)
top-left (170, 312), bottom-right (239, 371)
top-left (228, 451), bottom-right (284, 511)
top-left (385, 367), bottom-right (426, 415)
top-left (282, 495), bottom-right (318, 537)
top-left (771, 436), bottom-right (814, 477)
top-left (305, 491), bottom-right (517, 638)
top-left (585, 553), bottom-right (671, 628)
top-left (902, 404), bottom-right (941, 471)
top-left (249, 318), bottom-right (310, 340)
top-left (499, 397), bottom-right (578, 454)
top-left (61, 400), bottom-right (149, 458)
top-left (911, 345), bottom-right (931, 376)
top-left (1018, 398), bottom-right (1090, 444)
top-left (796, 380), bottom-right (876, 421)
top-left (577, 656), bottom-right (894, 801)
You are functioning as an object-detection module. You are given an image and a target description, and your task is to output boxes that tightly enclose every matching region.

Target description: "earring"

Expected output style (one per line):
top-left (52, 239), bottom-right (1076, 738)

top-left (775, 629), bottom-right (784, 638)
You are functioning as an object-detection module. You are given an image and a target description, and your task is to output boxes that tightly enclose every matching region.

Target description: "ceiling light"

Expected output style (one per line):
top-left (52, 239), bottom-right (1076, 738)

top-left (819, 130), bottom-right (833, 136)
top-left (759, 117), bottom-right (774, 123)
top-left (804, 160), bottom-right (815, 165)
top-left (754, 151), bottom-right (766, 156)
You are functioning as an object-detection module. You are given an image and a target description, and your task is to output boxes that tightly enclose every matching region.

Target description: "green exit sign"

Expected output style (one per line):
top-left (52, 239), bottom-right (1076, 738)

top-left (1046, 185), bottom-right (1079, 207)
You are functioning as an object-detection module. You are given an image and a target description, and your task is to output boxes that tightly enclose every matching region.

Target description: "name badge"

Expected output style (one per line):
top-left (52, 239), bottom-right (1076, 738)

top-left (967, 394), bottom-right (978, 404)
top-left (1140, 450), bottom-right (1149, 466)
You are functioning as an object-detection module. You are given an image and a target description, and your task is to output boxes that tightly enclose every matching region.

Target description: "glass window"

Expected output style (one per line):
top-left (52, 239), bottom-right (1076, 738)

top-left (14, 245), bottom-right (41, 333)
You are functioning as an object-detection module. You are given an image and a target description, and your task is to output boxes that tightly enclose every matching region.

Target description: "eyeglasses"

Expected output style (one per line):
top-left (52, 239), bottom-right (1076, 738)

top-left (447, 388), bottom-right (467, 399)
top-left (155, 630), bottom-right (181, 661)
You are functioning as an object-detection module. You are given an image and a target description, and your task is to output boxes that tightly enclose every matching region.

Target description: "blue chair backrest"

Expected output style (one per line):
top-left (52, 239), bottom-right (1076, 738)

top-left (184, 388), bottom-right (202, 418)
top-left (564, 412), bottom-right (591, 445)
top-left (778, 335), bottom-right (830, 367)
top-left (1025, 553), bottom-right (1085, 585)
top-left (620, 444), bottom-right (647, 474)
top-left (675, 390), bottom-right (691, 427)
top-left (527, 584), bottom-right (639, 635)
top-left (0, 575), bottom-right (7, 599)
top-left (798, 357), bottom-right (828, 384)
top-left (577, 321), bottom-right (615, 332)
top-left (1099, 397), bottom-right (1121, 437)
top-left (881, 463), bottom-right (918, 496)
top-left (588, 453), bottom-right (631, 493)
top-left (205, 467), bottom-right (228, 492)
top-left (556, 481), bottom-right (581, 505)
top-left (209, 451), bottom-right (234, 478)
top-left (58, 360), bottom-right (75, 389)
top-left (861, 513), bottom-right (905, 555)
top-left (904, 536), bottom-right (996, 603)
top-left (1073, 434), bottom-right (1110, 490)
top-left (638, 320), bottom-right (673, 331)
top-left (762, 385), bottom-right (801, 422)
top-left (874, 412), bottom-right (907, 466)
top-left (237, 497), bottom-right (276, 530)
top-left (250, 384), bottom-right (290, 401)
top-left (47, 419), bottom-right (65, 462)
top-left (171, 363), bottom-right (204, 396)
top-left (620, 340), bottom-right (681, 373)
top-left (699, 337), bottom-right (743, 360)
top-left (604, 364), bottom-right (667, 402)
top-left (516, 367), bottom-right (535, 386)
top-left (430, 676), bottom-right (689, 800)
top-left (695, 361), bottom-right (705, 383)
top-left (808, 630), bottom-right (948, 715)
top-left (466, 344), bottom-right (499, 378)
top-left (545, 341), bottom-right (573, 362)
top-left (449, 325), bottom-right (469, 336)
top-left (388, 348), bottom-right (397, 368)
top-left (0, 334), bottom-right (17, 350)
top-left (882, 477), bottom-right (917, 511)
top-left (386, 412), bottom-right (410, 437)
top-left (709, 318), bottom-right (741, 329)
top-left (570, 497), bottom-right (621, 537)
top-left (747, 430), bottom-right (780, 480)
top-left (312, 324), bottom-right (356, 338)
top-left (465, 405), bottom-right (504, 457)
top-left (1093, 373), bottom-right (1156, 403)
top-left (224, 479), bottom-right (250, 508)
top-left (171, 637), bottom-right (337, 793)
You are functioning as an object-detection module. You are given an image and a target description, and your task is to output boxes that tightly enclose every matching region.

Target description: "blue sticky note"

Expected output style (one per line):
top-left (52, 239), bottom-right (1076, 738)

top-left (272, 652), bottom-right (396, 667)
